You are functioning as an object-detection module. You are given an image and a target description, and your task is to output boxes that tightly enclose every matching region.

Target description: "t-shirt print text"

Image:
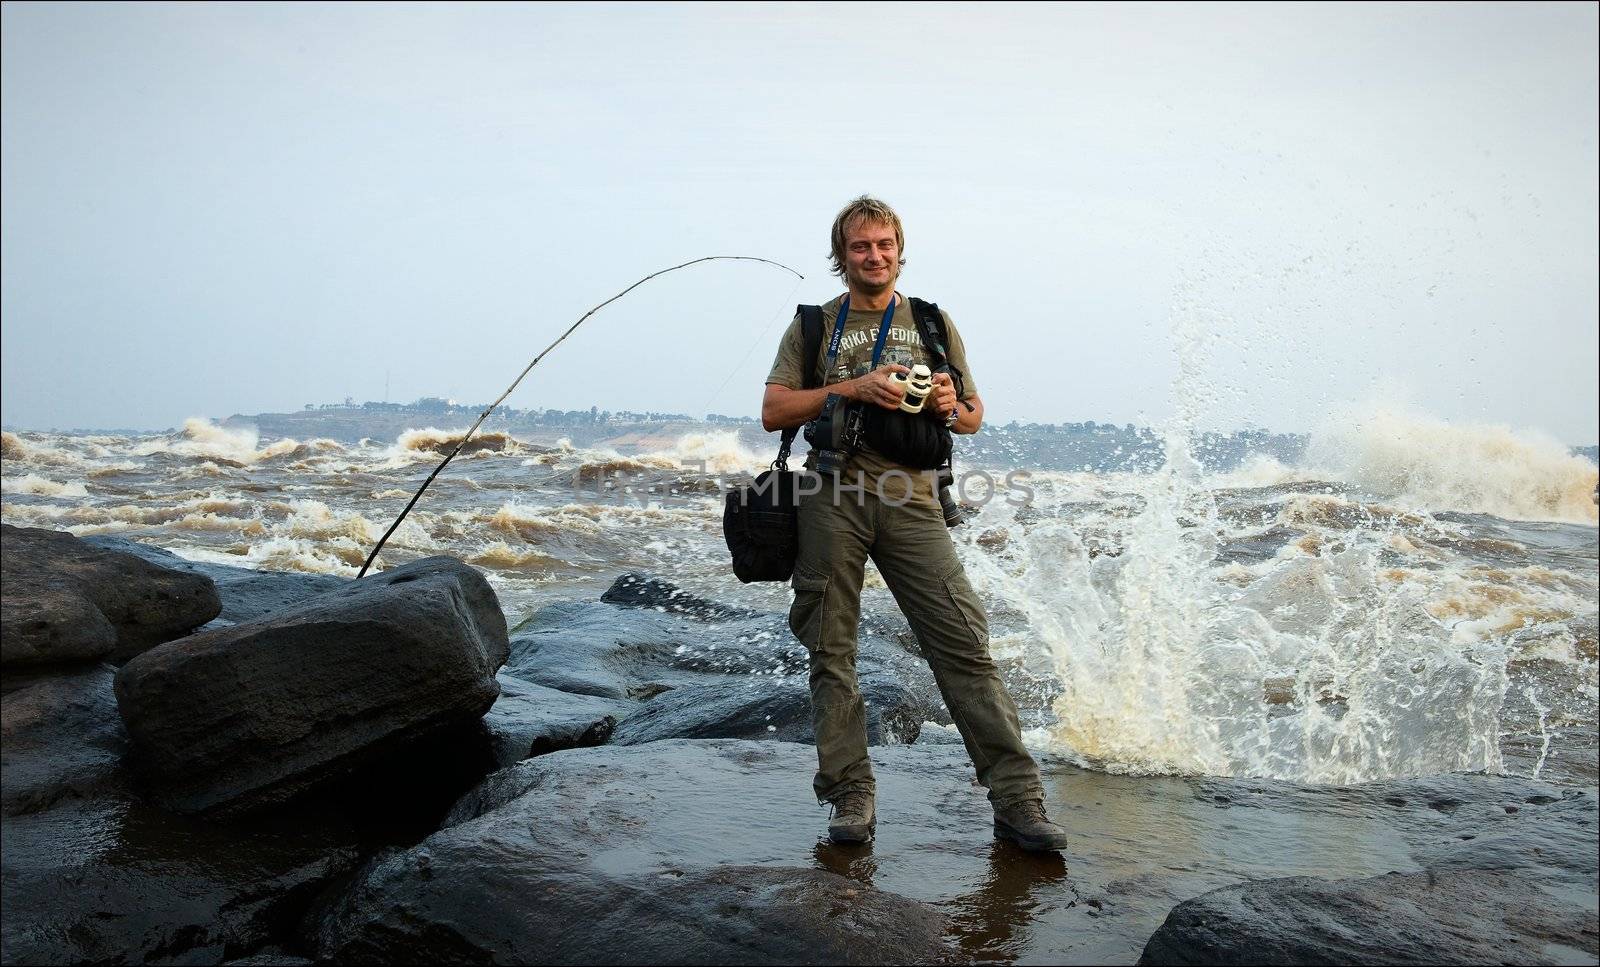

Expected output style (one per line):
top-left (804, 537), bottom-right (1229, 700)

top-left (834, 326), bottom-right (927, 382)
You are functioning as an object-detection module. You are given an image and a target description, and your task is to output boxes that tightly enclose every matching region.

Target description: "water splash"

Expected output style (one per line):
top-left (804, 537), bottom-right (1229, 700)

top-left (967, 282), bottom-right (1518, 783)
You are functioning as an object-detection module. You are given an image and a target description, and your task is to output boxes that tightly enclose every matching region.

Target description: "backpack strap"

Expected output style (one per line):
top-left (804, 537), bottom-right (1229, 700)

top-left (798, 304), bottom-right (826, 390)
top-left (908, 298), bottom-right (967, 401)
top-left (775, 304), bottom-right (826, 470)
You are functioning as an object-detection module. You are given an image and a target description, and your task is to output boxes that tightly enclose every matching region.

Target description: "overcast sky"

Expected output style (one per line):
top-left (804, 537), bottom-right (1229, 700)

top-left (3, 2), bottom-right (1596, 442)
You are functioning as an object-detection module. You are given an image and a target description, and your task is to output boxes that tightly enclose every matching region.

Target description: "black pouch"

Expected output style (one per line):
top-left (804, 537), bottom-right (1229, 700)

top-left (723, 468), bottom-right (805, 583)
top-left (860, 406), bottom-right (952, 470)
top-left (723, 303), bottom-right (829, 582)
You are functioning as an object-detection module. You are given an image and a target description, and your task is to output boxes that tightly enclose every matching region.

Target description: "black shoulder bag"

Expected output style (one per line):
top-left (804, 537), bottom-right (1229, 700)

top-left (722, 305), bottom-right (825, 583)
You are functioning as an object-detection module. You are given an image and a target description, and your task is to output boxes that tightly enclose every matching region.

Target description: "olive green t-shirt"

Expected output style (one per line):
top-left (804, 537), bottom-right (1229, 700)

top-left (765, 292), bottom-right (977, 507)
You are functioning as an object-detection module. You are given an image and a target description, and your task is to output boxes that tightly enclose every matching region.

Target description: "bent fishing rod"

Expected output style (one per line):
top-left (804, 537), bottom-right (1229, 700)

top-left (357, 255), bottom-right (804, 578)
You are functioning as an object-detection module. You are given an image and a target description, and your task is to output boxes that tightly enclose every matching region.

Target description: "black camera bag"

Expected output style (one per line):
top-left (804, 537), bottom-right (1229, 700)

top-left (723, 305), bottom-right (825, 583)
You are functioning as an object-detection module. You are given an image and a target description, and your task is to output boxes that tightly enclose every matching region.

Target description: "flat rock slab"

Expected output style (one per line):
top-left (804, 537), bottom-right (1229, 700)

top-left (1138, 868), bottom-right (1597, 966)
top-left (83, 536), bottom-right (347, 627)
top-left (425, 741), bottom-right (1596, 965)
top-left (1, 524), bottom-right (221, 667)
top-left (317, 742), bottom-right (958, 964)
top-left (483, 672), bottom-right (636, 768)
top-left (1139, 788), bottom-right (1599, 965)
top-left (114, 556), bottom-right (509, 814)
top-left (609, 674), bottom-right (922, 746)
top-left (319, 860), bottom-right (953, 966)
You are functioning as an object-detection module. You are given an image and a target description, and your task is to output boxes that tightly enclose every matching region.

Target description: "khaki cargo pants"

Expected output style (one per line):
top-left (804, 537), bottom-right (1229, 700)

top-left (788, 473), bottom-right (1045, 808)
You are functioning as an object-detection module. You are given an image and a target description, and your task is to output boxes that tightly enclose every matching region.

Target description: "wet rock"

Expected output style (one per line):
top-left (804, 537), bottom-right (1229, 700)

top-left (317, 741), bottom-right (955, 965)
top-left (114, 556), bottom-right (509, 815)
top-left (1, 666), bottom-right (362, 965)
top-left (1140, 782), bottom-right (1599, 965)
top-left (504, 597), bottom-right (938, 716)
top-left (483, 672), bottom-right (636, 768)
top-left (222, 950), bottom-right (316, 966)
top-left (1211, 525), bottom-right (1306, 565)
top-left (1, 524), bottom-right (221, 668)
top-left (1, 794), bottom-right (359, 966)
top-left (320, 741), bottom-right (1600, 965)
top-left (319, 859), bottom-right (950, 966)
top-left (603, 571), bottom-right (763, 620)
top-left (914, 721), bottom-right (967, 745)
top-left (610, 674), bottom-right (921, 746)
top-left (1138, 870), bottom-right (1594, 965)
top-left (1, 665), bottom-right (130, 816)
top-left (83, 536), bottom-right (346, 628)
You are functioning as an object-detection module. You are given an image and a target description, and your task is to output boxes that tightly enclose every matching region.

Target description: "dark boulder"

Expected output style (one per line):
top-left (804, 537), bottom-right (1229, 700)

top-left (1, 524), bottom-right (221, 668)
top-left (113, 556), bottom-right (509, 814)
top-left (83, 535), bottom-right (346, 627)
top-left (610, 674), bottom-right (921, 746)
top-left (483, 672), bottom-right (636, 768)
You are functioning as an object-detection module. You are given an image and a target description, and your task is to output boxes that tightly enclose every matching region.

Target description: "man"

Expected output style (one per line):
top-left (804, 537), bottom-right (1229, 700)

top-left (762, 196), bottom-right (1069, 852)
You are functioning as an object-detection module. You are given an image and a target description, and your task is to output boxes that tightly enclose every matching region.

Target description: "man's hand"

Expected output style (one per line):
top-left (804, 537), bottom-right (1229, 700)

top-left (848, 364), bottom-right (911, 410)
top-left (929, 372), bottom-right (959, 421)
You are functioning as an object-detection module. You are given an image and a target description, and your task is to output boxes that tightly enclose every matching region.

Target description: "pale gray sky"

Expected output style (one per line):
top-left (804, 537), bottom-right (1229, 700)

top-left (3, 2), bottom-right (1596, 442)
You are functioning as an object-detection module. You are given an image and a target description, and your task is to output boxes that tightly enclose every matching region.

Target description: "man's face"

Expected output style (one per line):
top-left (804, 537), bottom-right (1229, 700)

top-left (841, 218), bottom-right (900, 294)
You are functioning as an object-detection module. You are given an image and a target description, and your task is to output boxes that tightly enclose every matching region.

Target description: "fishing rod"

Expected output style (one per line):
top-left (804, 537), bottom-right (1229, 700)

top-left (358, 255), bottom-right (805, 578)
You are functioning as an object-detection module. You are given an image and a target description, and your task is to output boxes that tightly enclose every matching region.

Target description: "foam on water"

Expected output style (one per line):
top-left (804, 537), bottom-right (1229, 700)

top-left (1282, 407), bottom-right (1597, 523)
top-left (635, 430), bottom-right (767, 476)
top-left (3, 412), bottom-right (1593, 784)
top-left (1, 474), bottom-right (90, 498)
top-left (394, 427), bottom-right (526, 455)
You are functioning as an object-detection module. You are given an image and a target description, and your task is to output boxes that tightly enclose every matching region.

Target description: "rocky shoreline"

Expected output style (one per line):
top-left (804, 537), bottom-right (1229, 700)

top-left (2, 523), bottom-right (1595, 965)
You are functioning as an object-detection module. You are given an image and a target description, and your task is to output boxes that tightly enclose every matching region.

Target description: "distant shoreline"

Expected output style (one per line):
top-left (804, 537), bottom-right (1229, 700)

top-left (3, 408), bottom-right (1596, 471)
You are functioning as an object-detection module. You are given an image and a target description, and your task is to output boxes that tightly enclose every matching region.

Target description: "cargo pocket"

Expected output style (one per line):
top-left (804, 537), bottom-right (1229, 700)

top-left (940, 561), bottom-right (989, 651)
top-left (788, 567), bottom-right (830, 652)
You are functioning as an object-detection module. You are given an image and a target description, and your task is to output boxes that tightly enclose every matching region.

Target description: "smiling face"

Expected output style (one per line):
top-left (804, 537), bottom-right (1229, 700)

top-left (841, 217), bottom-right (902, 296)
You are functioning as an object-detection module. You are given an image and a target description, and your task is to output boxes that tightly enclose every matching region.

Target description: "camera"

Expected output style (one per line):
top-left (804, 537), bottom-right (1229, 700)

top-left (805, 393), bottom-right (863, 475)
top-left (937, 466), bottom-right (964, 528)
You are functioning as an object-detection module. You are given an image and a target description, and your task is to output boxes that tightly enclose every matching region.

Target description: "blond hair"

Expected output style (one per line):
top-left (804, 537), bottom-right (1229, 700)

top-left (828, 195), bottom-right (906, 278)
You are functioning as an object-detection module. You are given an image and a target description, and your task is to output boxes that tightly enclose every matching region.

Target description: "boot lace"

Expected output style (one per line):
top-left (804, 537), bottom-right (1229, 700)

top-left (832, 791), bottom-right (871, 819)
top-left (1012, 799), bottom-right (1049, 824)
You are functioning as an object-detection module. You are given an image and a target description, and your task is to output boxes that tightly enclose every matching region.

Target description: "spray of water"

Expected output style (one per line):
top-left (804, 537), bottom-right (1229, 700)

top-left (963, 276), bottom-right (1514, 783)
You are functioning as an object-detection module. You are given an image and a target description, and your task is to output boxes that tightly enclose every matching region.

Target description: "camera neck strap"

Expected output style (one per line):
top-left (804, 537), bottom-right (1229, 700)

top-left (775, 295), bottom-right (898, 473)
top-left (825, 293), bottom-right (899, 377)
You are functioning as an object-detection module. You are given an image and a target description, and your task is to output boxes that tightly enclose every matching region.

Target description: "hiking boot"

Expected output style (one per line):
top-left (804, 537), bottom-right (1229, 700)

top-left (993, 799), bottom-right (1069, 852)
top-left (827, 790), bottom-right (876, 844)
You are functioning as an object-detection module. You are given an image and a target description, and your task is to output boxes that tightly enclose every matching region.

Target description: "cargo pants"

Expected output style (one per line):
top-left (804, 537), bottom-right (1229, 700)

top-left (787, 472), bottom-right (1045, 808)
